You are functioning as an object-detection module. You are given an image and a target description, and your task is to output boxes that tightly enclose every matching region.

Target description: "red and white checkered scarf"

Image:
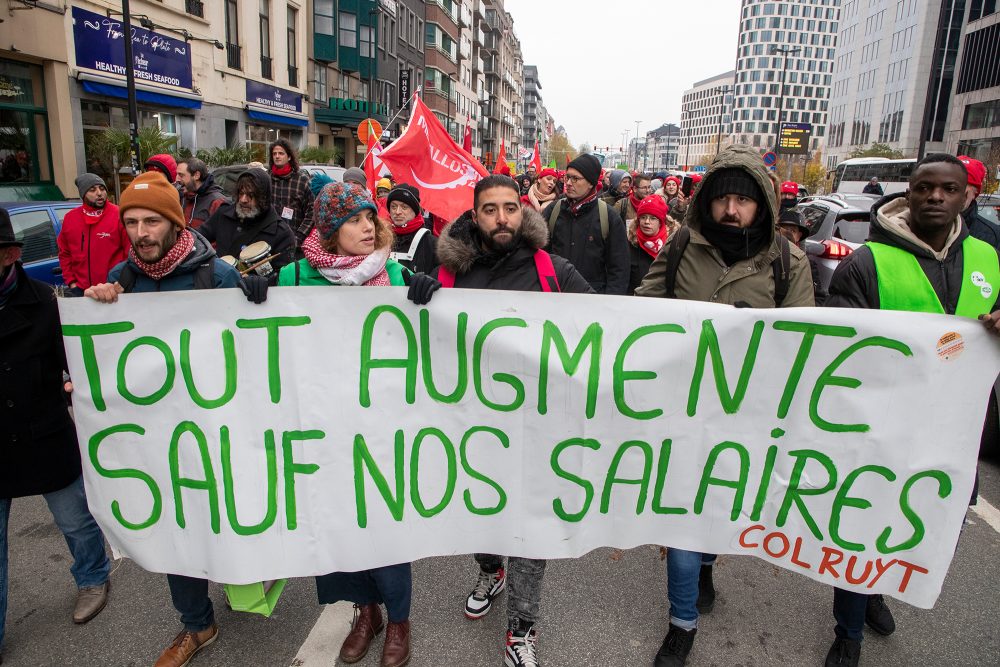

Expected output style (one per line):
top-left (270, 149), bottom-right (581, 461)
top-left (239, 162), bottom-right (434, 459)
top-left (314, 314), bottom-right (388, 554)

top-left (301, 229), bottom-right (391, 286)
top-left (129, 229), bottom-right (195, 281)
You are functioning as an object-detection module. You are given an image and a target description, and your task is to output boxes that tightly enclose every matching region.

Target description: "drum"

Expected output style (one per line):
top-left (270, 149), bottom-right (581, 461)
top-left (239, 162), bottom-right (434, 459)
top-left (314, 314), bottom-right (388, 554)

top-left (219, 255), bottom-right (240, 270)
top-left (239, 241), bottom-right (274, 277)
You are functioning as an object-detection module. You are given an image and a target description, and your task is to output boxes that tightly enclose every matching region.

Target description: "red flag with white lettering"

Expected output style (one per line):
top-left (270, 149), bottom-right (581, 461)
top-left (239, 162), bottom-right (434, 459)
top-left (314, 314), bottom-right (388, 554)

top-left (463, 113), bottom-right (472, 153)
top-left (378, 96), bottom-right (489, 223)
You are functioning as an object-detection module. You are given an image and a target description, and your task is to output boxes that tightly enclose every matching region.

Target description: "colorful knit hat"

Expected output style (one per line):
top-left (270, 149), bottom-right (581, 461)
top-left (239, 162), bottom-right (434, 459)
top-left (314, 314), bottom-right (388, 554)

top-left (313, 182), bottom-right (378, 240)
top-left (309, 171), bottom-right (334, 198)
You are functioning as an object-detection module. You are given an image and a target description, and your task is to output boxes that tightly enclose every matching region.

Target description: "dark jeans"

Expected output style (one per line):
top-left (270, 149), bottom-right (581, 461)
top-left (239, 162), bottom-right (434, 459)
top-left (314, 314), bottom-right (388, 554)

top-left (665, 550), bottom-right (717, 630)
top-left (315, 563), bottom-right (412, 623)
top-left (167, 574), bottom-right (215, 632)
top-left (476, 553), bottom-right (546, 629)
top-left (833, 588), bottom-right (868, 641)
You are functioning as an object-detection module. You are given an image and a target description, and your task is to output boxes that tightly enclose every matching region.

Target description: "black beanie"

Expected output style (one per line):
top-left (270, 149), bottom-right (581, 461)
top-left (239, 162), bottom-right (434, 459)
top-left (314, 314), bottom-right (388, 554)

top-left (702, 168), bottom-right (764, 204)
top-left (386, 183), bottom-right (421, 215)
top-left (566, 154), bottom-right (602, 186)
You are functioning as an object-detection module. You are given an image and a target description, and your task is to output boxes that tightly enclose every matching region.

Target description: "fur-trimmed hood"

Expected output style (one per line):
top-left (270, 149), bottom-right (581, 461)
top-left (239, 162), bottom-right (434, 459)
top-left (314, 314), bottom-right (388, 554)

top-left (436, 206), bottom-right (549, 274)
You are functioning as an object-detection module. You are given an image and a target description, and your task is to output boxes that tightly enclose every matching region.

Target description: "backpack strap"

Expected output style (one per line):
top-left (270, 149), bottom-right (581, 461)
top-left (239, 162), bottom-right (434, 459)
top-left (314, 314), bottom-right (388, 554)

top-left (533, 250), bottom-right (561, 293)
top-left (771, 235), bottom-right (791, 306)
top-left (597, 199), bottom-right (609, 240)
top-left (662, 225), bottom-right (692, 299)
top-left (117, 263), bottom-right (138, 294)
top-left (547, 200), bottom-right (563, 238)
top-left (390, 227), bottom-right (429, 263)
top-left (294, 258), bottom-right (301, 286)
top-left (193, 258), bottom-right (217, 290)
top-left (438, 265), bottom-right (456, 288)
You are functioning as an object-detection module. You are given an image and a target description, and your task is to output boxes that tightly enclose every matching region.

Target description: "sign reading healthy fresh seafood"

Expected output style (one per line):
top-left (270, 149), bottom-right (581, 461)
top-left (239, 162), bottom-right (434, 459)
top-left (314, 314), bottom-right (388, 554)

top-left (58, 289), bottom-right (1000, 608)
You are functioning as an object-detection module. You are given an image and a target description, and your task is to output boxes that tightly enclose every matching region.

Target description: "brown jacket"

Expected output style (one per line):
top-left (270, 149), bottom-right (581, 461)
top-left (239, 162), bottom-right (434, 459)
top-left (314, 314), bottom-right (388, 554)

top-left (635, 145), bottom-right (814, 307)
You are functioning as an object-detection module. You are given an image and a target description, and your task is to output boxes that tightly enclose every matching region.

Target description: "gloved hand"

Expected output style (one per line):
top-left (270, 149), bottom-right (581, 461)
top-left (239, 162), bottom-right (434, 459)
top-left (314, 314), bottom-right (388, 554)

top-left (733, 301), bottom-right (753, 309)
top-left (242, 274), bottom-right (269, 304)
top-left (404, 271), bottom-right (442, 305)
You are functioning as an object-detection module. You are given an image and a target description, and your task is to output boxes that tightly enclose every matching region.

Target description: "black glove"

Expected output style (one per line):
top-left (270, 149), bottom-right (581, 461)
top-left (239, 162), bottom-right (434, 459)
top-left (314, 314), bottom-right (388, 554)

top-left (733, 301), bottom-right (753, 309)
top-left (404, 271), bottom-right (441, 305)
top-left (242, 274), bottom-right (269, 304)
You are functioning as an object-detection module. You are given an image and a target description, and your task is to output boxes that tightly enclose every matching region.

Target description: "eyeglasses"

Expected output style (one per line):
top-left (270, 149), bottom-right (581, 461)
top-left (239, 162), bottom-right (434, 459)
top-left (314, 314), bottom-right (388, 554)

top-left (634, 185), bottom-right (651, 193)
top-left (564, 174), bottom-right (586, 184)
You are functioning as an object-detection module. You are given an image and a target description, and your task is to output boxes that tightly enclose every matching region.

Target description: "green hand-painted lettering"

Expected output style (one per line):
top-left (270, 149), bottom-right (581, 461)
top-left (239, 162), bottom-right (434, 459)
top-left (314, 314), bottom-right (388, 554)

top-left (460, 427), bottom-right (510, 516)
top-left (613, 324), bottom-right (685, 421)
top-left (772, 321), bottom-right (856, 419)
top-left (776, 449), bottom-right (838, 540)
top-left (600, 440), bottom-right (653, 514)
top-left (353, 431), bottom-right (405, 528)
top-left (694, 441), bottom-right (750, 521)
top-left (359, 306), bottom-right (418, 407)
top-left (830, 465), bottom-right (896, 552)
top-left (472, 317), bottom-right (527, 412)
top-left (116, 336), bottom-right (175, 406)
top-left (651, 439), bottom-right (687, 515)
top-left (410, 428), bottom-right (457, 518)
top-left (877, 470), bottom-right (951, 554)
top-left (281, 430), bottom-right (322, 530)
top-left (419, 310), bottom-right (469, 403)
top-left (62, 322), bottom-right (135, 412)
top-left (750, 445), bottom-right (779, 521)
top-left (168, 421), bottom-right (220, 534)
top-left (236, 316), bottom-right (312, 404)
top-left (180, 329), bottom-right (238, 409)
top-left (550, 437), bottom-right (600, 522)
top-left (687, 320), bottom-right (765, 417)
top-left (220, 426), bottom-right (278, 535)
top-left (538, 321), bottom-right (603, 419)
top-left (88, 423), bottom-right (161, 530)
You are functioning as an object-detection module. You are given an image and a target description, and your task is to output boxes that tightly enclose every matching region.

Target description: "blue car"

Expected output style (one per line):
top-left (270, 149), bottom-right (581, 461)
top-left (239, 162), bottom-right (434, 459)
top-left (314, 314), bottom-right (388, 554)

top-left (3, 201), bottom-right (79, 286)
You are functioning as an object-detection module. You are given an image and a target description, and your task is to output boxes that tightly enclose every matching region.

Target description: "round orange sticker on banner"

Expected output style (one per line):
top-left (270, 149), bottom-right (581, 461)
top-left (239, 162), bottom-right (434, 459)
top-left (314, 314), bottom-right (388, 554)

top-left (357, 119), bottom-right (383, 144)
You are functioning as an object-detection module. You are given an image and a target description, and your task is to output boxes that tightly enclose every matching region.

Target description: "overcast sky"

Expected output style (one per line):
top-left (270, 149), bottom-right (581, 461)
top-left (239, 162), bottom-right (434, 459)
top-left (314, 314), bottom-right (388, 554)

top-left (503, 0), bottom-right (743, 150)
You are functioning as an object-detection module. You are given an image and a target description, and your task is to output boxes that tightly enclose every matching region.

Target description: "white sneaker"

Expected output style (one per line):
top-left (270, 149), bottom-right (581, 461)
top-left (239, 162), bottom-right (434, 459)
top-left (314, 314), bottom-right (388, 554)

top-left (464, 567), bottom-right (506, 619)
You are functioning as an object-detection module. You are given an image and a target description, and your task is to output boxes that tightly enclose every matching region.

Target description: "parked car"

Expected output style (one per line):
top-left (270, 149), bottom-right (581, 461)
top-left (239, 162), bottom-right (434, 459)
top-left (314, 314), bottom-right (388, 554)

top-left (975, 194), bottom-right (1000, 225)
top-left (301, 164), bottom-right (346, 183)
top-left (796, 193), bottom-right (879, 293)
top-left (211, 164), bottom-right (253, 199)
top-left (2, 201), bottom-right (78, 286)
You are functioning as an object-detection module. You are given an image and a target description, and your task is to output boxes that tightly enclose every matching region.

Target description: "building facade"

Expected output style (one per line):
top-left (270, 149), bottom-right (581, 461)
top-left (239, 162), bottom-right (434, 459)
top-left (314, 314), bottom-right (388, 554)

top-left (391, 0), bottom-right (427, 139)
top-left (826, 0), bottom-right (972, 169)
top-left (522, 64), bottom-right (541, 147)
top-left (642, 123), bottom-right (682, 173)
top-left (480, 0), bottom-right (522, 166)
top-left (946, 3), bottom-right (999, 171)
top-left (731, 0), bottom-right (839, 156)
top-left (680, 71), bottom-right (736, 168)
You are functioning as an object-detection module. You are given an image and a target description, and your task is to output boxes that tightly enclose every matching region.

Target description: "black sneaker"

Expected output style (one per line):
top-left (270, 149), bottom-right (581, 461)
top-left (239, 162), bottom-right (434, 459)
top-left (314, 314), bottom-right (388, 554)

top-left (825, 637), bottom-right (861, 667)
top-left (654, 624), bottom-right (696, 667)
top-left (464, 566), bottom-right (506, 619)
top-left (864, 594), bottom-right (896, 636)
top-left (505, 624), bottom-right (539, 667)
top-left (696, 564), bottom-right (715, 614)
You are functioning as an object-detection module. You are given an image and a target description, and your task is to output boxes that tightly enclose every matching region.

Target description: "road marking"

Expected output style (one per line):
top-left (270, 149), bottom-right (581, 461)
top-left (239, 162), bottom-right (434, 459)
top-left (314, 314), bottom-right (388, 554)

top-left (290, 602), bottom-right (355, 666)
top-left (971, 497), bottom-right (1000, 535)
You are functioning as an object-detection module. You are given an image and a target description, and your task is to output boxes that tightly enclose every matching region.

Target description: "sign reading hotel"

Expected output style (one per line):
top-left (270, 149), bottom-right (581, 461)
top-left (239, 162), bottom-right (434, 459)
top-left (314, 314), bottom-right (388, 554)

top-left (778, 122), bottom-right (813, 155)
top-left (246, 80), bottom-right (303, 114)
top-left (72, 6), bottom-right (193, 90)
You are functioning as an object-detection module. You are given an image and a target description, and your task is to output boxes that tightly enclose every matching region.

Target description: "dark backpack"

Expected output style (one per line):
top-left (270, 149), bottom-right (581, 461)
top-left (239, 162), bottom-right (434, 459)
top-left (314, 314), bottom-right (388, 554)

top-left (547, 198), bottom-right (610, 241)
top-left (117, 259), bottom-right (218, 293)
top-left (662, 226), bottom-right (791, 305)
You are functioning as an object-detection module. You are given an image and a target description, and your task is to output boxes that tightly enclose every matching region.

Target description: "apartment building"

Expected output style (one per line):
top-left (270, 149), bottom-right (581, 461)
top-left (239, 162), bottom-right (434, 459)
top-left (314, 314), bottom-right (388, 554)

top-left (680, 71), bottom-right (736, 168)
top-left (946, 2), bottom-right (1000, 167)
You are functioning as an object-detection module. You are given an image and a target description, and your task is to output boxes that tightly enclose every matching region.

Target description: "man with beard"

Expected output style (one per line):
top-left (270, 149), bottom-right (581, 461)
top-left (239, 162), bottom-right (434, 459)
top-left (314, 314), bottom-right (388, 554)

top-left (200, 169), bottom-right (296, 282)
top-left (57, 174), bottom-right (129, 296)
top-left (636, 145), bottom-right (814, 666)
top-left (269, 139), bottom-right (314, 245)
top-left (615, 172), bottom-right (653, 221)
top-left (403, 175), bottom-right (591, 667)
top-left (542, 154), bottom-right (629, 294)
top-left (780, 181), bottom-right (800, 210)
top-left (84, 171), bottom-right (264, 667)
top-left (177, 157), bottom-right (230, 229)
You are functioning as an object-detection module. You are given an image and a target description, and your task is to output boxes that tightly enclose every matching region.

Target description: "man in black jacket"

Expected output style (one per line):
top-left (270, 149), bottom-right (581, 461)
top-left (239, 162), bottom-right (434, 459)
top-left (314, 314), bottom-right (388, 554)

top-left (0, 211), bottom-right (111, 664)
top-left (825, 154), bottom-right (1000, 667)
top-left (200, 169), bottom-right (296, 283)
top-left (178, 157), bottom-right (230, 229)
top-left (958, 155), bottom-right (1000, 252)
top-left (418, 175), bottom-right (591, 667)
top-left (542, 154), bottom-right (629, 294)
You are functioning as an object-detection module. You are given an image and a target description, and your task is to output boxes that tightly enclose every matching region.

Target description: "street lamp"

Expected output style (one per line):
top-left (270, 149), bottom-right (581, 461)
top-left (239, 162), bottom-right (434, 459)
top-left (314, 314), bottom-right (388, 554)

top-left (715, 85), bottom-right (733, 156)
top-left (633, 120), bottom-right (642, 171)
top-left (368, 8), bottom-right (378, 123)
top-left (770, 45), bottom-right (802, 161)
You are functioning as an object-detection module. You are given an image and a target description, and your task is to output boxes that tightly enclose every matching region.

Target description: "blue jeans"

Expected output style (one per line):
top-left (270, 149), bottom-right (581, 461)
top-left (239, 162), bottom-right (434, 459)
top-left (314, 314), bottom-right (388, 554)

top-left (665, 550), bottom-right (716, 630)
top-left (0, 476), bottom-right (111, 650)
top-left (833, 588), bottom-right (868, 641)
top-left (167, 574), bottom-right (215, 632)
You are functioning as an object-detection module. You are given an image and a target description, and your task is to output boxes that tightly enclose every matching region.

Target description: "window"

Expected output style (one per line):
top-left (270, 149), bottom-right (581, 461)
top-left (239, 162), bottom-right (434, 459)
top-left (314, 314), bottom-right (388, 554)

top-left (315, 0), bottom-right (334, 36)
top-left (360, 25), bottom-right (374, 58)
top-left (287, 8), bottom-right (298, 86)
top-left (259, 0), bottom-right (271, 79)
top-left (0, 60), bottom-right (52, 187)
top-left (313, 63), bottom-right (328, 103)
top-left (11, 210), bottom-right (57, 264)
top-left (226, 0), bottom-right (240, 46)
top-left (339, 12), bottom-right (357, 48)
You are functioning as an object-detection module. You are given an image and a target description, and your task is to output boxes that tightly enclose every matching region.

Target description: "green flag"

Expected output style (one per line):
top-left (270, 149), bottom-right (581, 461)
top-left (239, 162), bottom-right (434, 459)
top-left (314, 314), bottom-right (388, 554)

top-left (547, 159), bottom-right (556, 169)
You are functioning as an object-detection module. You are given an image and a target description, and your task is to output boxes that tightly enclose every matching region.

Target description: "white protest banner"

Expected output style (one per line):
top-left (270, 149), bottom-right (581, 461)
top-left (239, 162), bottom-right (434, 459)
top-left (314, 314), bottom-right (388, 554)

top-left (59, 288), bottom-right (1000, 608)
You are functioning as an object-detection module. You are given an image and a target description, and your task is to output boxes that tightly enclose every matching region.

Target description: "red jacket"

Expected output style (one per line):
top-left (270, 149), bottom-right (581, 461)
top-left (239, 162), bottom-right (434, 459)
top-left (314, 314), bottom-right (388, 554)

top-left (57, 203), bottom-right (129, 289)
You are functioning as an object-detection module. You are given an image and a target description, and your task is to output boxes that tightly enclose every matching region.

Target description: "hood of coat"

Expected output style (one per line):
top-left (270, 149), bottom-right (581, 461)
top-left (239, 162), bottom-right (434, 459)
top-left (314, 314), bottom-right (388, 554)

top-left (236, 167), bottom-right (273, 212)
top-left (685, 145), bottom-right (778, 245)
top-left (437, 206), bottom-right (548, 274)
top-left (870, 192), bottom-right (966, 261)
top-left (189, 173), bottom-right (225, 199)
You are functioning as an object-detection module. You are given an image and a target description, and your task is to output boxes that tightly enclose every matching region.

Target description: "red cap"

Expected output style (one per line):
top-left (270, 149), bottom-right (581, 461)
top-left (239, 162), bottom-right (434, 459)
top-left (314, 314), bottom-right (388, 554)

top-left (958, 156), bottom-right (986, 192)
top-left (781, 181), bottom-right (799, 195)
top-left (690, 174), bottom-right (703, 185)
top-left (636, 194), bottom-right (668, 223)
top-left (538, 168), bottom-right (559, 181)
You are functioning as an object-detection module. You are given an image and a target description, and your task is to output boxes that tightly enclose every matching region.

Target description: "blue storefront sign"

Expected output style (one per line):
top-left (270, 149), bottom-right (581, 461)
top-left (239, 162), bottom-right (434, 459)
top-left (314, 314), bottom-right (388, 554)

top-left (72, 6), bottom-right (193, 90)
top-left (246, 80), bottom-right (303, 114)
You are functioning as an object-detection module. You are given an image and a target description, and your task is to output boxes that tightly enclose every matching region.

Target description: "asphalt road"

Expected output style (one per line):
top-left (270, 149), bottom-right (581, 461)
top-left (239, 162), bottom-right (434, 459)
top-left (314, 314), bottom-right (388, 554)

top-left (3, 458), bottom-right (999, 667)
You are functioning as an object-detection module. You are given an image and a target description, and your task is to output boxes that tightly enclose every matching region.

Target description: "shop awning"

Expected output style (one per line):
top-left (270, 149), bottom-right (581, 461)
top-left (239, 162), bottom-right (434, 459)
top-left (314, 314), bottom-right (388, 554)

top-left (81, 80), bottom-right (202, 110)
top-left (247, 109), bottom-right (309, 127)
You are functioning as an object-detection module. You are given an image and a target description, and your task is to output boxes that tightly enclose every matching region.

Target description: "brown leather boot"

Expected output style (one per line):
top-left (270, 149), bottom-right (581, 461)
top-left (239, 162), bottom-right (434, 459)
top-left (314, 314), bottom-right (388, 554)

top-left (339, 603), bottom-right (384, 664)
top-left (381, 620), bottom-right (411, 667)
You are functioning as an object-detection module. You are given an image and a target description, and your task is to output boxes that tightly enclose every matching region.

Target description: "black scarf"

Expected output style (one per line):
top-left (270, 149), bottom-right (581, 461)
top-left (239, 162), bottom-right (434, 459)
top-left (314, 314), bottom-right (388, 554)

top-left (700, 215), bottom-right (772, 266)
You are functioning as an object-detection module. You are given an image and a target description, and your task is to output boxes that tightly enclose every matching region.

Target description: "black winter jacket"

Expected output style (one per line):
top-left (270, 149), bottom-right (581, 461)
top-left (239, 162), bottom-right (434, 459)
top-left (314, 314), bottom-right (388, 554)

top-left (0, 264), bottom-right (81, 498)
top-left (541, 196), bottom-right (629, 294)
top-left (964, 199), bottom-right (1000, 253)
top-left (627, 241), bottom-right (654, 295)
top-left (391, 222), bottom-right (438, 275)
top-left (433, 207), bottom-right (594, 294)
top-left (827, 193), bottom-right (999, 313)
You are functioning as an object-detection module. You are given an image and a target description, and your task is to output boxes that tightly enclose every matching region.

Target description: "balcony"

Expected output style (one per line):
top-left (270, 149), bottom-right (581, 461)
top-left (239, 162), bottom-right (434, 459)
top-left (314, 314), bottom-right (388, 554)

top-left (474, 28), bottom-right (486, 47)
top-left (288, 65), bottom-right (298, 87)
top-left (475, 0), bottom-right (487, 21)
top-left (261, 56), bottom-right (273, 80)
top-left (185, 0), bottom-right (204, 17)
top-left (226, 43), bottom-right (242, 70)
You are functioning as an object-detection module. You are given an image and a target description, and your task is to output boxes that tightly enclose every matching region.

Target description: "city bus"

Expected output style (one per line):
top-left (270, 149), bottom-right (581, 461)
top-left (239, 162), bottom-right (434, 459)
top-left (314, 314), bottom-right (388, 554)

top-left (831, 157), bottom-right (917, 195)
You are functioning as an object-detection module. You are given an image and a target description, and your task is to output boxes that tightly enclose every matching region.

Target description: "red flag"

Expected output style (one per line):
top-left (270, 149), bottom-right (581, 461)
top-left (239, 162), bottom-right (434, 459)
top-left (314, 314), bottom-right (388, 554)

top-left (493, 137), bottom-right (507, 174)
top-left (363, 131), bottom-right (382, 198)
top-left (530, 140), bottom-right (542, 174)
top-left (378, 96), bottom-right (489, 223)
top-left (463, 113), bottom-right (472, 153)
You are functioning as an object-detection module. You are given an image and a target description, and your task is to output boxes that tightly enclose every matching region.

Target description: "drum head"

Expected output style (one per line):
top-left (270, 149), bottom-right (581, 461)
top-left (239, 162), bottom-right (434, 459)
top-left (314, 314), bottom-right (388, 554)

top-left (240, 240), bottom-right (272, 261)
top-left (219, 255), bottom-right (238, 267)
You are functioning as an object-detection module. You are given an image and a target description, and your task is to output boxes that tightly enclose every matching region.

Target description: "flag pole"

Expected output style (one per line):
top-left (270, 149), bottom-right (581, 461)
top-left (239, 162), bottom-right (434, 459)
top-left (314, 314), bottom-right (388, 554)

top-left (360, 88), bottom-right (421, 166)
